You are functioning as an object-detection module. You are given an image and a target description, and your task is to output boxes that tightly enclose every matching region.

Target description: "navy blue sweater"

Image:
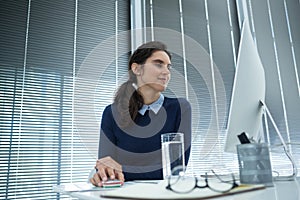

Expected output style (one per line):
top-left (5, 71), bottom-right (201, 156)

top-left (98, 97), bottom-right (191, 181)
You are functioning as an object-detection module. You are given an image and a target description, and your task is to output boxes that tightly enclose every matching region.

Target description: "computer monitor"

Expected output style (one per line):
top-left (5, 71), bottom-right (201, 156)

top-left (224, 19), bottom-right (266, 153)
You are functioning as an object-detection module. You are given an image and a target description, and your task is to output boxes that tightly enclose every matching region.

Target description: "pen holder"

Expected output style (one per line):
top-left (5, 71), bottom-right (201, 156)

top-left (237, 143), bottom-right (273, 186)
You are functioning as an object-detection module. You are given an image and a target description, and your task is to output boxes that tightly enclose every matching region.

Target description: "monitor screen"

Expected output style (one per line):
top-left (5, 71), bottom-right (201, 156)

top-left (224, 19), bottom-right (266, 153)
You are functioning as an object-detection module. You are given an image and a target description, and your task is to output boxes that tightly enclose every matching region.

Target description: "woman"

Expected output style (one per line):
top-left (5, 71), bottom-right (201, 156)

top-left (90, 41), bottom-right (191, 187)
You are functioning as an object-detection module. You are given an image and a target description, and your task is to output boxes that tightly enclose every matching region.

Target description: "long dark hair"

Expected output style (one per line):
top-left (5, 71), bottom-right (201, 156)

top-left (114, 41), bottom-right (171, 128)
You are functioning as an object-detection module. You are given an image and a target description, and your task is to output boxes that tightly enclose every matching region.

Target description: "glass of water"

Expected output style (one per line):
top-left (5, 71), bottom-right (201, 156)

top-left (161, 132), bottom-right (185, 179)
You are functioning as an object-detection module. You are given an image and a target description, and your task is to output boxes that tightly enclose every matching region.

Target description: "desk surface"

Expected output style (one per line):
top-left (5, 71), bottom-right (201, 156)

top-left (54, 178), bottom-right (300, 200)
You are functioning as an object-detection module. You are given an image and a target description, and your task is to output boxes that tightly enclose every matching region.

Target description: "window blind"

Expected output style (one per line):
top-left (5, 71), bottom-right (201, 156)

top-left (143, 0), bottom-right (240, 174)
top-left (240, 0), bottom-right (300, 174)
top-left (142, 0), bottom-right (300, 176)
top-left (0, 0), bottom-right (129, 199)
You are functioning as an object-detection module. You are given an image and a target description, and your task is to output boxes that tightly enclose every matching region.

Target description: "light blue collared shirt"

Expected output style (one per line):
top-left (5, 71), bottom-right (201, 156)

top-left (138, 94), bottom-right (164, 115)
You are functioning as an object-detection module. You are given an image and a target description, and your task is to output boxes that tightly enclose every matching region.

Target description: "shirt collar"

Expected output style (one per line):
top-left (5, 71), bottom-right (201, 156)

top-left (138, 94), bottom-right (164, 115)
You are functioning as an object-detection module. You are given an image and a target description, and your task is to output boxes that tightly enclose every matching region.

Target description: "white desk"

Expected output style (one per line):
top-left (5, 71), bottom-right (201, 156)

top-left (54, 178), bottom-right (300, 200)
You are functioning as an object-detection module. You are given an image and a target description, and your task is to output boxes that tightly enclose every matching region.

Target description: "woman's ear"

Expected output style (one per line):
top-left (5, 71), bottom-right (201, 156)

top-left (131, 63), bottom-right (141, 76)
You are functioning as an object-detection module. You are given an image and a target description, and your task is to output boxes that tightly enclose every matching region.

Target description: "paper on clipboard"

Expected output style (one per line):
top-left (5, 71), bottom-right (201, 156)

top-left (101, 180), bottom-right (265, 199)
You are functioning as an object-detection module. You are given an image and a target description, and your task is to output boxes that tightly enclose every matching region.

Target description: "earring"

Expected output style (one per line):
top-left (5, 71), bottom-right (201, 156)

top-left (132, 83), bottom-right (138, 90)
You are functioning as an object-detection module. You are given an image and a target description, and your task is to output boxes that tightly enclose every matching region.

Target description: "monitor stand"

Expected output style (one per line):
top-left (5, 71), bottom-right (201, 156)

top-left (259, 100), bottom-right (298, 181)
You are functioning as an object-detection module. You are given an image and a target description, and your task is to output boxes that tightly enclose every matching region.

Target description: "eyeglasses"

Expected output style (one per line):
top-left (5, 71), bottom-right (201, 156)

top-left (166, 170), bottom-right (239, 194)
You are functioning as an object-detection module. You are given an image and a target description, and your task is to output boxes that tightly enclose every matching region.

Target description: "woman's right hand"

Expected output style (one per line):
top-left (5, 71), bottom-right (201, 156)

top-left (90, 156), bottom-right (125, 187)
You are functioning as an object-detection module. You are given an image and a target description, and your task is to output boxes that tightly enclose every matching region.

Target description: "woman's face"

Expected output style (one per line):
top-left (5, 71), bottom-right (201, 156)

top-left (135, 50), bottom-right (171, 93)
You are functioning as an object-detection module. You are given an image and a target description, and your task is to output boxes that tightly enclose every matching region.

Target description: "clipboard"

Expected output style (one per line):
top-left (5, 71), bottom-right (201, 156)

top-left (101, 180), bottom-right (265, 199)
